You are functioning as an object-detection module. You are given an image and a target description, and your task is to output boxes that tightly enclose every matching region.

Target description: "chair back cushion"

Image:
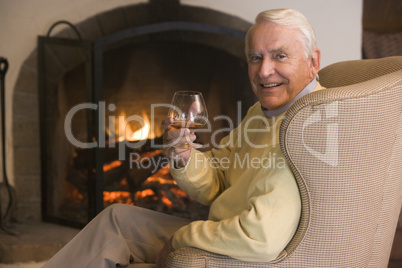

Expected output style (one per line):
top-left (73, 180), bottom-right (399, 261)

top-left (318, 56), bottom-right (402, 88)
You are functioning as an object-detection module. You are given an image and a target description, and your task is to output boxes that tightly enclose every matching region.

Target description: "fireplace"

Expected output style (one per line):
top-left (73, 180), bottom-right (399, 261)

top-left (36, 2), bottom-right (254, 227)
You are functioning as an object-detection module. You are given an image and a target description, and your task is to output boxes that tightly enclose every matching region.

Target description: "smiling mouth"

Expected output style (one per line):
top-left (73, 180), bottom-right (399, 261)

top-left (261, 83), bottom-right (283, 88)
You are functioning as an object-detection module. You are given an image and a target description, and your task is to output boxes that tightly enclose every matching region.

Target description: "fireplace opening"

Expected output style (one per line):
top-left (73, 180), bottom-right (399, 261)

top-left (39, 17), bottom-right (254, 227)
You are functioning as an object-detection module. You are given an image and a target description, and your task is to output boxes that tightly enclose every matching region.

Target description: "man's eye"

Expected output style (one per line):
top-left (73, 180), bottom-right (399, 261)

top-left (249, 55), bottom-right (262, 62)
top-left (276, 54), bottom-right (286, 59)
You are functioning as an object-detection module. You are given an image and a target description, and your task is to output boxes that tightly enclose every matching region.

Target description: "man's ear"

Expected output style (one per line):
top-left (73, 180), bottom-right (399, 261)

top-left (309, 48), bottom-right (321, 78)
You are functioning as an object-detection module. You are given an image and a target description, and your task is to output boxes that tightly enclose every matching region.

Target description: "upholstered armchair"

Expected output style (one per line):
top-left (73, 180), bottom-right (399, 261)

top-left (165, 56), bottom-right (402, 267)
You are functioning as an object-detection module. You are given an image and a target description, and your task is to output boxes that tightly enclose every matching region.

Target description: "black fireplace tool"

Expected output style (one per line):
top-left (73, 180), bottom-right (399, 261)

top-left (0, 57), bottom-right (18, 235)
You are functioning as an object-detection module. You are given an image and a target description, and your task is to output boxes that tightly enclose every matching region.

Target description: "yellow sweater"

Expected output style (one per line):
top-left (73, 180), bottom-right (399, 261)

top-left (170, 82), bottom-right (323, 262)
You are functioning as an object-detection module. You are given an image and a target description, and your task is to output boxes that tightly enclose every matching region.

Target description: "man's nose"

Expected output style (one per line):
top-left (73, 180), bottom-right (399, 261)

top-left (259, 58), bottom-right (275, 78)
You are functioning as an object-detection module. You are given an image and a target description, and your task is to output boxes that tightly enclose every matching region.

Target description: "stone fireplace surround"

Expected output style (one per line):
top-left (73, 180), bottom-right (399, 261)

top-left (11, 0), bottom-right (253, 222)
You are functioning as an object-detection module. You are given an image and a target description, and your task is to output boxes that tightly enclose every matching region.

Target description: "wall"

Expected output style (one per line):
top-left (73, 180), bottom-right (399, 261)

top-left (0, 0), bottom-right (362, 186)
top-left (363, 0), bottom-right (402, 34)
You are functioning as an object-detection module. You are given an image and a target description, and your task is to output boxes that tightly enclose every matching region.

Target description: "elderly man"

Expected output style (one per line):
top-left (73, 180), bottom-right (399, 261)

top-left (44, 8), bottom-right (323, 268)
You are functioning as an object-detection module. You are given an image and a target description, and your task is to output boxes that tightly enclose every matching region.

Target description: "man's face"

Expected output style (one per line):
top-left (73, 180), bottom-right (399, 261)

top-left (247, 21), bottom-right (320, 110)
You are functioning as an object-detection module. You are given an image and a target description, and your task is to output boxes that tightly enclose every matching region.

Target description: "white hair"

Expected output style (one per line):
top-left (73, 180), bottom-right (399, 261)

top-left (245, 8), bottom-right (317, 59)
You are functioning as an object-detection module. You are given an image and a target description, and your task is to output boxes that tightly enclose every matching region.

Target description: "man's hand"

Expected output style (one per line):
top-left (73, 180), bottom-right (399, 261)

top-left (162, 117), bottom-right (195, 168)
top-left (155, 237), bottom-right (175, 268)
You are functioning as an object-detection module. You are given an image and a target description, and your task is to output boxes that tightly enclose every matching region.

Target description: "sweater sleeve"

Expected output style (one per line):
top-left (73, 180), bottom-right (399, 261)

top-left (169, 135), bottom-right (233, 205)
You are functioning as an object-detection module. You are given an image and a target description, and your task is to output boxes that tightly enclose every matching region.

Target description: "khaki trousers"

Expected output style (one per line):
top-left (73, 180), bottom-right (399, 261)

top-left (43, 204), bottom-right (191, 268)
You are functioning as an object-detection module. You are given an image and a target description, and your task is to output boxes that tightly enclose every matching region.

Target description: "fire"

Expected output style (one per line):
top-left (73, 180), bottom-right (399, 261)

top-left (103, 160), bottom-right (123, 172)
top-left (170, 187), bottom-right (189, 199)
top-left (145, 163), bottom-right (177, 185)
top-left (101, 110), bottom-right (200, 214)
top-left (67, 188), bottom-right (84, 200)
top-left (106, 111), bottom-right (161, 142)
top-left (103, 191), bottom-right (133, 205)
top-left (102, 163), bottom-right (185, 210)
top-left (125, 112), bottom-right (151, 141)
top-left (135, 189), bottom-right (156, 199)
top-left (161, 190), bottom-right (173, 208)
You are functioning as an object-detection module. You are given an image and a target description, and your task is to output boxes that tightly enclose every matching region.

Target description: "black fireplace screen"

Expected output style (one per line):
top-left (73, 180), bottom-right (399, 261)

top-left (38, 21), bottom-right (249, 228)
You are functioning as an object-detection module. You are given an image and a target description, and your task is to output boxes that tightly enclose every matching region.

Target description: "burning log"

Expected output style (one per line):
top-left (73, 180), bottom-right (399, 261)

top-left (67, 136), bottom-right (168, 191)
top-left (65, 133), bottom-right (210, 220)
top-left (125, 149), bottom-right (169, 189)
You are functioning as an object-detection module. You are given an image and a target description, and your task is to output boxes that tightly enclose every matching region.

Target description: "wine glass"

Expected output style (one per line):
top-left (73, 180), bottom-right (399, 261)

top-left (168, 91), bottom-right (208, 148)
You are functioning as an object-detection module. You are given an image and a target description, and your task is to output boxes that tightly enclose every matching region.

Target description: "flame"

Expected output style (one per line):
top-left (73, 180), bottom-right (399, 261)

top-left (125, 112), bottom-right (151, 141)
top-left (136, 189), bottom-right (156, 199)
top-left (103, 160), bottom-right (123, 172)
top-left (68, 188), bottom-right (84, 200)
top-left (107, 111), bottom-right (157, 142)
top-left (170, 187), bottom-right (189, 199)
top-left (103, 191), bottom-right (133, 205)
top-left (161, 190), bottom-right (173, 208)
